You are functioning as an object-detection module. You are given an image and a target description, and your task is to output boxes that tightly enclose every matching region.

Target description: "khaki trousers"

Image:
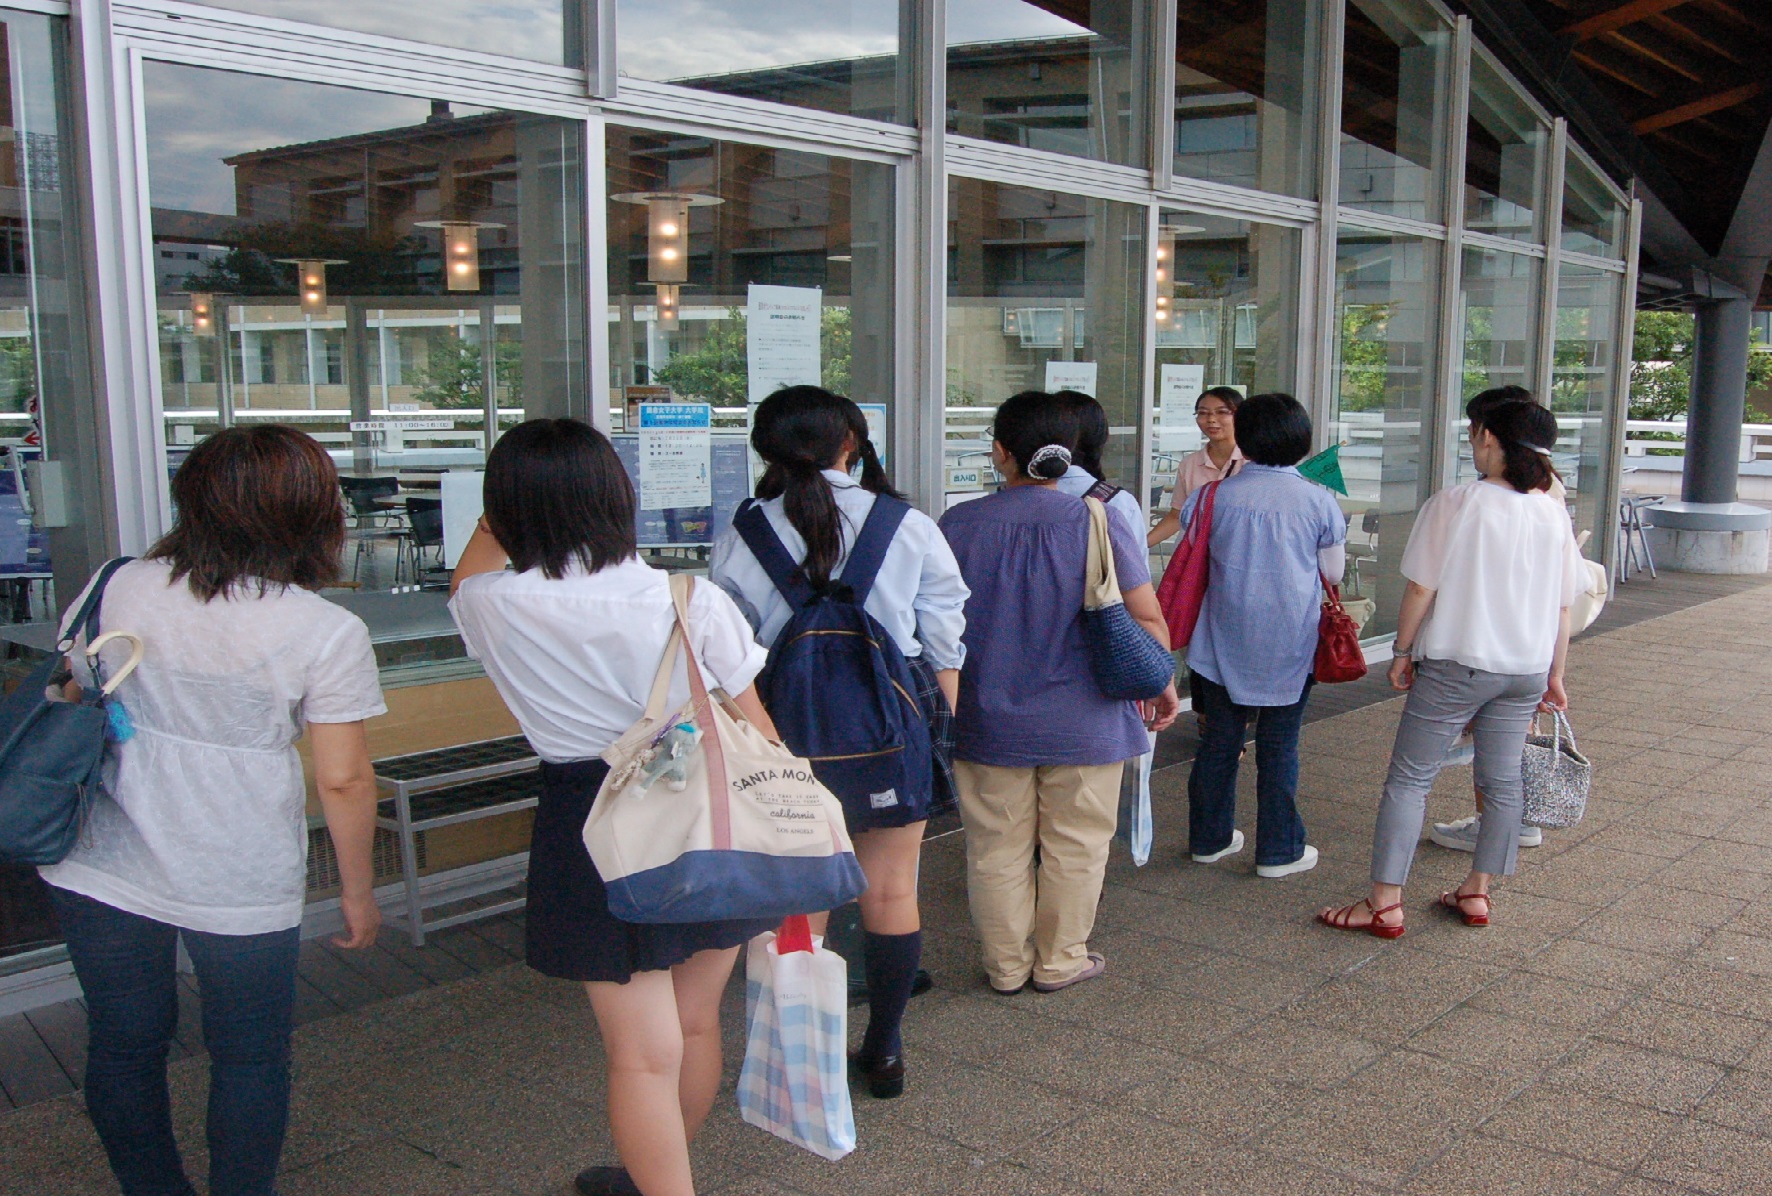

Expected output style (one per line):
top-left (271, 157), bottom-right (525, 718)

top-left (954, 759), bottom-right (1124, 990)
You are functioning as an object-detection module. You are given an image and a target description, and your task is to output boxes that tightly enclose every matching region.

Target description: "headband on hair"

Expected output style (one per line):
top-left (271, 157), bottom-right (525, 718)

top-left (1529, 445), bottom-right (1554, 458)
top-left (1026, 444), bottom-right (1072, 475)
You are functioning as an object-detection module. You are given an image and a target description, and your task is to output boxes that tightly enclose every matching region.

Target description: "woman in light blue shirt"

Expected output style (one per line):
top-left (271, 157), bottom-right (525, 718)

top-left (710, 386), bottom-right (968, 1102)
top-left (1051, 391), bottom-right (1146, 540)
top-left (1181, 393), bottom-right (1345, 880)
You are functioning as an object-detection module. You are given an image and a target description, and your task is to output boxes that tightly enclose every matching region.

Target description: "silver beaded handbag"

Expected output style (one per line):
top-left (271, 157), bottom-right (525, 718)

top-left (1521, 711), bottom-right (1591, 829)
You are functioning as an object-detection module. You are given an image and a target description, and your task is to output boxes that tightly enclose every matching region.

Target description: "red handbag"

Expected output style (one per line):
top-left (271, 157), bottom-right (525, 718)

top-left (1154, 480), bottom-right (1219, 649)
top-left (1314, 572), bottom-right (1368, 684)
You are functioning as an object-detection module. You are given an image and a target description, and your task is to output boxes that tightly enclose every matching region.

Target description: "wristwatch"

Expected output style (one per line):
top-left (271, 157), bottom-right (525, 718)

top-left (1392, 643), bottom-right (1415, 659)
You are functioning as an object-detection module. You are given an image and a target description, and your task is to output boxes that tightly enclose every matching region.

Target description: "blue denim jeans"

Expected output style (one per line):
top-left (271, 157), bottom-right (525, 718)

top-left (1186, 675), bottom-right (1313, 867)
top-left (49, 886), bottom-right (300, 1196)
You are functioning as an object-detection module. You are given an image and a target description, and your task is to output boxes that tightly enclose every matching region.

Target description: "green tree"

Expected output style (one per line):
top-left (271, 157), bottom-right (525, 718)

top-left (0, 337), bottom-right (36, 415)
top-left (405, 335), bottom-right (522, 409)
top-left (1337, 302), bottom-right (1398, 413)
top-left (649, 305), bottom-right (856, 403)
top-left (1629, 310), bottom-right (1772, 422)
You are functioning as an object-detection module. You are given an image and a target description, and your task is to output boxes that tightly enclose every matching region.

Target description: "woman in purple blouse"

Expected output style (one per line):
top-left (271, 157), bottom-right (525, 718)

top-left (939, 391), bottom-right (1180, 995)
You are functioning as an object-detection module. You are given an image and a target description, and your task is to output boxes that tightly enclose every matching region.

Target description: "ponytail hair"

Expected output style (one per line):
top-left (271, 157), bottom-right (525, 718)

top-left (751, 385), bottom-right (880, 589)
top-left (839, 397), bottom-right (906, 502)
top-left (1474, 399), bottom-right (1558, 493)
top-left (992, 390), bottom-right (1079, 481)
top-left (1056, 390), bottom-right (1110, 481)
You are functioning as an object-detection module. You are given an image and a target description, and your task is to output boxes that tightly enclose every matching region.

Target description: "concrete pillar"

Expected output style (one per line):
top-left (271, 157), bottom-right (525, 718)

top-left (1682, 295), bottom-right (1752, 505)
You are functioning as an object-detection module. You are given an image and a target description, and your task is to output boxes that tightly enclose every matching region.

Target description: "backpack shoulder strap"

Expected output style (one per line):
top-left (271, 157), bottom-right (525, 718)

top-left (840, 495), bottom-right (911, 606)
top-left (731, 500), bottom-right (818, 609)
top-left (1084, 478), bottom-right (1123, 505)
top-left (58, 556), bottom-right (135, 653)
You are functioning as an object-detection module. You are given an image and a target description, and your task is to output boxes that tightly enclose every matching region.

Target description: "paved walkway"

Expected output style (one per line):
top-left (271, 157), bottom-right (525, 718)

top-left (6, 578), bottom-right (1772, 1195)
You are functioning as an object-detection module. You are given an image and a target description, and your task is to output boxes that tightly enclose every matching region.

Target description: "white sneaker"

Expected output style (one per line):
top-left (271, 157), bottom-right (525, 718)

top-left (1256, 844), bottom-right (1319, 879)
top-left (1429, 814), bottom-right (1542, 852)
top-left (1191, 828), bottom-right (1244, 864)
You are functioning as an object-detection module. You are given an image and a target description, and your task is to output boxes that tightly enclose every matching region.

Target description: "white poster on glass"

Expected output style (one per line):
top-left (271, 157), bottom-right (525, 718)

top-left (638, 403), bottom-right (713, 509)
top-left (746, 284), bottom-right (822, 404)
top-left (1158, 364), bottom-right (1208, 453)
top-left (1044, 360), bottom-right (1098, 395)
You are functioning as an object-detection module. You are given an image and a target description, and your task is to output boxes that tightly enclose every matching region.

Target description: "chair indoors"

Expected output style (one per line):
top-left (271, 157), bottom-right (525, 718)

top-left (395, 496), bottom-right (451, 589)
top-left (341, 476), bottom-right (403, 583)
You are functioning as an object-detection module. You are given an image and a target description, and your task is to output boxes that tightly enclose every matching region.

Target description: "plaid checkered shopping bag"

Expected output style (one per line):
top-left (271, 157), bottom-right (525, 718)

top-left (736, 916), bottom-right (856, 1161)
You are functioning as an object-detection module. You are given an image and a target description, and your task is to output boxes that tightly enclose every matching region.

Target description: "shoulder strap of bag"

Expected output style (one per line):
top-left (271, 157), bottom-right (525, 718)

top-left (1184, 480), bottom-right (1220, 547)
top-left (1084, 496), bottom-right (1121, 608)
top-left (1319, 570), bottom-right (1345, 609)
top-left (668, 574), bottom-right (733, 850)
top-left (640, 590), bottom-right (687, 725)
top-left (1084, 478), bottom-right (1122, 505)
top-left (732, 499), bottom-right (819, 609)
top-left (57, 556), bottom-right (136, 654)
top-left (838, 495), bottom-right (911, 606)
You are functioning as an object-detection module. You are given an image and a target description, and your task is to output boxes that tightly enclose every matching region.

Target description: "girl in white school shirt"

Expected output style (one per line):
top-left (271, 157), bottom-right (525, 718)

top-left (450, 419), bottom-right (779, 1196)
top-left (709, 385), bottom-right (969, 1102)
top-left (1318, 399), bottom-right (1584, 938)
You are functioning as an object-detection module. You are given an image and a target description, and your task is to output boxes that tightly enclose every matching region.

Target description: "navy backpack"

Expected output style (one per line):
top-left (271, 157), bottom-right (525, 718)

top-left (732, 496), bottom-right (933, 817)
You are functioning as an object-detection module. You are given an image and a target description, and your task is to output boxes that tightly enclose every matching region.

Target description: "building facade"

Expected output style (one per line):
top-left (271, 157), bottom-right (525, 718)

top-left (0, 0), bottom-right (1638, 998)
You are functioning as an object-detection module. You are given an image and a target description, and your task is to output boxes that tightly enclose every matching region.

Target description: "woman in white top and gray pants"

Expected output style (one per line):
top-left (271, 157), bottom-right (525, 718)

top-left (1320, 400), bottom-right (1585, 937)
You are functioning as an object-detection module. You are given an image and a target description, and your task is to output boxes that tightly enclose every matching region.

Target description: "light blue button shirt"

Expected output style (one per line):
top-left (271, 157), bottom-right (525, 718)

top-left (709, 470), bottom-right (970, 669)
top-left (1055, 465), bottom-right (1146, 543)
top-left (1181, 464), bottom-right (1346, 707)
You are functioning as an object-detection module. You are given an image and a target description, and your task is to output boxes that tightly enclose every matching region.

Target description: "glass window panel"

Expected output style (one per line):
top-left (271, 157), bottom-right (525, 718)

top-left (1339, 0), bottom-right (1453, 223)
top-left (145, 63), bottom-right (585, 608)
top-left (1562, 152), bottom-right (1626, 259)
top-left (617, 0), bottom-right (910, 124)
top-left (1459, 246), bottom-right (1540, 403)
top-left (197, 1), bottom-right (573, 66)
top-left (947, 0), bottom-right (1151, 168)
top-left (1552, 262), bottom-right (1622, 550)
top-left (1172, 0), bottom-right (1319, 197)
top-left (945, 179), bottom-right (1144, 504)
top-left (1332, 230), bottom-right (1441, 635)
top-left (0, 11), bottom-right (105, 965)
top-left (1465, 55), bottom-right (1547, 242)
top-left (1149, 211), bottom-right (1302, 577)
top-left (606, 127), bottom-right (894, 541)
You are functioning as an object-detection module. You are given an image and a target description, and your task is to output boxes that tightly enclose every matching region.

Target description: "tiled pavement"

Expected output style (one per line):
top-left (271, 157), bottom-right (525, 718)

top-left (7, 579), bottom-right (1772, 1194)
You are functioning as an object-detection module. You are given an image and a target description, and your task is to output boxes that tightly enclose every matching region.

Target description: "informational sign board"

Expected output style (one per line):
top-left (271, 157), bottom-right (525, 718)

top-left (614, 434), bottom-right (753, 548)
top-left (637, 403), bottom-right (713, 510)
top-left (746, 284), bottom-right (822, 403)
top-left (1044, 360), bottom-right (1098, 395)
top-left (348, 418), bottom-right (455, 432)
top-left (1157, 363), bottom-right (1207, 453)
top-left (856, 402), bottom-right (889, 465)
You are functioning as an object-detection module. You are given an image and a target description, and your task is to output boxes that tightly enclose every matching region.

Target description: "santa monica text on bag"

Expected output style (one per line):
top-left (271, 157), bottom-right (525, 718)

top-left (0, 558), bottom-right (141, 866)
top-left (732, 496), bottom-right (934, 816)
top-left (583, 575), bottom-right (866, 923)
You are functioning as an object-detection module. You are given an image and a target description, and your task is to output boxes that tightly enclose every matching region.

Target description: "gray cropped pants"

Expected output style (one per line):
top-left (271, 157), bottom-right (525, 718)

top-left (1371, 658), bottom-right (1547, 885)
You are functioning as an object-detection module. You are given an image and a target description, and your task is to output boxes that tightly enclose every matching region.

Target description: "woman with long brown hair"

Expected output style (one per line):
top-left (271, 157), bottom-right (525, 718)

top-left (40, 425), bottom-right (385, 1196)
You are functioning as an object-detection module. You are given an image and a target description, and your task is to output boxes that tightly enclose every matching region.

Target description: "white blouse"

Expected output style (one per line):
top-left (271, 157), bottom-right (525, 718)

top-left (708, 470), bottom-right (969, 670)
top-left (40, 560), bottom-right (386, 935)
top-left (1401, 480), bottom-right (1586, 676)
top-left (450, 558), bottom-right (768, 764)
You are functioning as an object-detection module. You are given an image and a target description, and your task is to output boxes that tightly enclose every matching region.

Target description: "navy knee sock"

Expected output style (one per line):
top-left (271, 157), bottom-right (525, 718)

top-left (859, 930), bottom-right (921, 1062)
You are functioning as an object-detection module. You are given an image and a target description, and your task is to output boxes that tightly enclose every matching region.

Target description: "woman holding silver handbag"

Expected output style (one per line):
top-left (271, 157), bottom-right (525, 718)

top-left (450, 419), bottom-right (780, 1196)
top-left (1319, 399), bottom-right (1586, 938)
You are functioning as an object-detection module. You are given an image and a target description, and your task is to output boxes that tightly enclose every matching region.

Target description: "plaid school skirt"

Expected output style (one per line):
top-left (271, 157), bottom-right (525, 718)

top-left (907, 654), bottom-right (957, 818)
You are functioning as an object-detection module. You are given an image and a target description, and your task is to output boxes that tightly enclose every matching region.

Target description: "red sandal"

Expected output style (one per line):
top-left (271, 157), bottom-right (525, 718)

top-left (1438, 890), bottom-right (1491, 927)
top-left (1316, 898), bottom-right (1405, 939)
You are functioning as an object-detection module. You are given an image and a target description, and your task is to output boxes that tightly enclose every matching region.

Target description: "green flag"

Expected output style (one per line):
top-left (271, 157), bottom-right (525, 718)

top-left (1298, 443), bottom-right (1348, 495)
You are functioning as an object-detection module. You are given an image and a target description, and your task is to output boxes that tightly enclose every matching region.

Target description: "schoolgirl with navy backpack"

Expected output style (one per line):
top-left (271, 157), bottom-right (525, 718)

top-left (710, 385), bottom-right (969, 1102)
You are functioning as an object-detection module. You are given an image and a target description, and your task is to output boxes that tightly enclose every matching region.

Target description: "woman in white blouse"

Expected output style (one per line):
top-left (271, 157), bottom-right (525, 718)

top-left (451, 419), bottom-right (779, 1196)
top-left (709, 386), bottom-right (968, 1102)
top-left (42, 426), bottom-right (385, 1196)
top-left (1319, 399), bottom-right (1584, 938)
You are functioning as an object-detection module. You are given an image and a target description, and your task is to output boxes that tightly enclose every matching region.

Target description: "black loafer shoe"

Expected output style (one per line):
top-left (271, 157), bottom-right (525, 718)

top-left (849, 1051), bottom-right (907, 1099)
top-left (575, 1165), bottom-right (641, 1196)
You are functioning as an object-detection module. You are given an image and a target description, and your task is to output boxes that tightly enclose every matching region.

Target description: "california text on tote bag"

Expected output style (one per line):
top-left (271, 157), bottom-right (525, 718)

top-left (736, 915), bottom-right (857, 1161)
top-left (1154, 478), bottom-right (1218, 649)
top-left (583, 575), bottom-right (868, 924)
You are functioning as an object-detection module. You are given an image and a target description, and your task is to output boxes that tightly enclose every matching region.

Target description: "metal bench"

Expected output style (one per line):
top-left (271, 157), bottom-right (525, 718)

top-left (373, 735), bottom-right (540, 946)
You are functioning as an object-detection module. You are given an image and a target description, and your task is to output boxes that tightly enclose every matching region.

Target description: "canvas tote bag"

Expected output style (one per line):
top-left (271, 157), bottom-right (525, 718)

top-left (583, 575), bottom-right (868, 924)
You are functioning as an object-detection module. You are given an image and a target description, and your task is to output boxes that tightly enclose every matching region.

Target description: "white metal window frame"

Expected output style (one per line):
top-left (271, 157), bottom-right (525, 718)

top-left (63, 0), bottom-right (1643, 541)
